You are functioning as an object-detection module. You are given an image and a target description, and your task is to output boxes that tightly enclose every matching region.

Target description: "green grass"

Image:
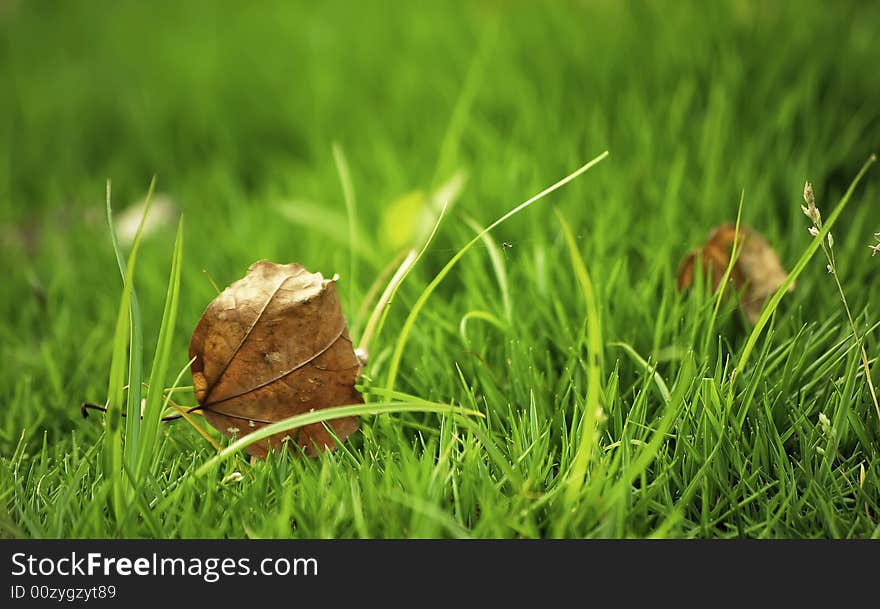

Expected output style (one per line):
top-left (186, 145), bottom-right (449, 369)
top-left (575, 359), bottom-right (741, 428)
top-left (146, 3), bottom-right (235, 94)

top-left (2, 0), bottom-right (880, 538)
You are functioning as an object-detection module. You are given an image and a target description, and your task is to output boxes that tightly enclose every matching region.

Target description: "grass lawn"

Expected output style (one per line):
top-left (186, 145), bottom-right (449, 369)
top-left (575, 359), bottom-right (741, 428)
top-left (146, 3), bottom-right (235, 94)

top-left (2, 0), bottom-right (880, 538)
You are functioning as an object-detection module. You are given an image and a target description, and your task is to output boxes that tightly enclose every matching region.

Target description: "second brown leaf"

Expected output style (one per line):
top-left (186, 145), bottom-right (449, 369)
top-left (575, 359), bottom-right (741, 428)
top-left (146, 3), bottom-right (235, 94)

top-left (677, 223), bottom-right (794, 324)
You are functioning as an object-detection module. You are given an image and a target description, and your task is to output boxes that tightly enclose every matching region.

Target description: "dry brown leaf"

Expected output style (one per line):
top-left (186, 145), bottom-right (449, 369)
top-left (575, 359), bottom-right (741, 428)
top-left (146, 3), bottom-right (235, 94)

top-left (189, 260), bottom-right (361, 458)
top-left (676, 223), bottom-right (793, 323)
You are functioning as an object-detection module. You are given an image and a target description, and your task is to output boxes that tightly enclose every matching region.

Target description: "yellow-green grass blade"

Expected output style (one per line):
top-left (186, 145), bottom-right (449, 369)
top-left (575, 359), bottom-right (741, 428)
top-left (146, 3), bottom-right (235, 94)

top-left (195, 401), bottom-right (483, 476)
top-left (365, 201), bottom-right (449, 363)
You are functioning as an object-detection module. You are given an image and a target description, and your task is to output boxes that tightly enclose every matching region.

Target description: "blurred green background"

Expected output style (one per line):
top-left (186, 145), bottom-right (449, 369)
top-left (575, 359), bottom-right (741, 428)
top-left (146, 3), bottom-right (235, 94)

top-left (1, 0), bottom-right (879, 504)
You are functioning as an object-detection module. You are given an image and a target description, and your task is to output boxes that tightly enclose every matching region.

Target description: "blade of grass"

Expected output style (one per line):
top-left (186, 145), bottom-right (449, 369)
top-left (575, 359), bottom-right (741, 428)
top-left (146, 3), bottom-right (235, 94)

top-left (136, 215), bottom-right (184, 479)
top-left (462, 215), bottom-right (512, 323)
top-left (353, 248), bottom-right (408, 340)
top-left (609, 342), bottom-right (670, 402)
top-left (555, 210), bottom-right (603, 510)
top-left (103, 177), bottom-right (156, 517)
top-left (459, 310), bottom-right (508, 341)
top-left (700, 191), bottom-right (744, 357)
top-left (733, 154), bottom-right (876, 386)
top-left (333, 142), bottom-right (359, 315)
top-left (105, 181), bottom-right (144, 473)
top-left (195, 401), bottom-right (483, 476)
top-left (616, 352), bottom-right (696, 490)
top-left (360, 198), bottom-right (449, 356)
top-left (358, 249), bottom-right (418, 354)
